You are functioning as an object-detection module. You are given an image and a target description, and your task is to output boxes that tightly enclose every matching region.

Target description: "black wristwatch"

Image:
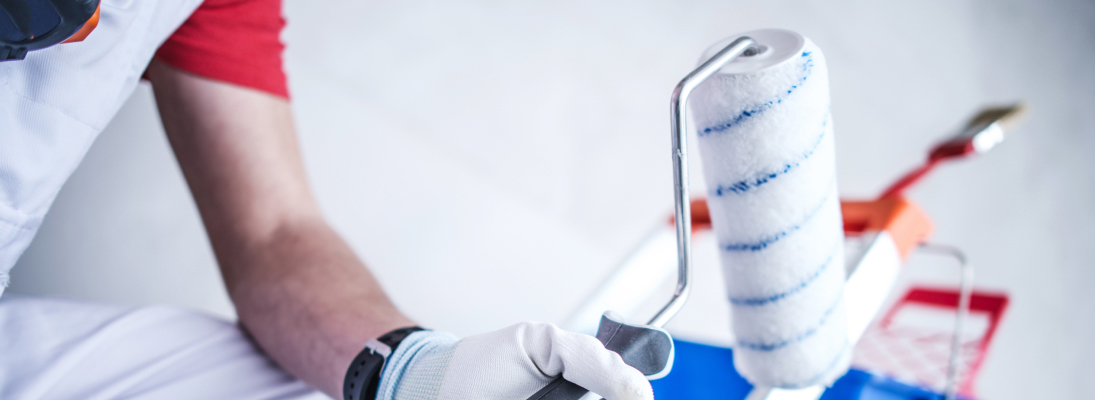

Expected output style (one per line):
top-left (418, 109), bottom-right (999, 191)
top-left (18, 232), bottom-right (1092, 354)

top-left (343, 326), bottom-right (425, 400)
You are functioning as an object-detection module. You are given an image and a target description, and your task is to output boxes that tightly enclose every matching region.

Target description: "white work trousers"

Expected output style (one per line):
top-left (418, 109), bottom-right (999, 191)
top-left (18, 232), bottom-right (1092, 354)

top-left (0, 295), bottom-right (330, 400)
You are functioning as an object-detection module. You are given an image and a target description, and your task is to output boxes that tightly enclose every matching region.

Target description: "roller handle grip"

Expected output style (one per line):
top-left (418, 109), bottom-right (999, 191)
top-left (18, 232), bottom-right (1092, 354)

top-left (526, 378), bottom-right (590, 400)
top-left (526, 312), bottom-right (675, 400)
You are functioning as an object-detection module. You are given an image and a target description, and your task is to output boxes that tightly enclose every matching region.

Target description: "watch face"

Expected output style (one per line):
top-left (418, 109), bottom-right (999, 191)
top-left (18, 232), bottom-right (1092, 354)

top-left (0, 0), bottom-right (62, 43)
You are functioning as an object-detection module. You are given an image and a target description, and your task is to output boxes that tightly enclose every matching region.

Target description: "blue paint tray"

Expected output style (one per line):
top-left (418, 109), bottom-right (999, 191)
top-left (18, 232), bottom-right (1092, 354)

top-left (651, 340), bottom-right (962, 400)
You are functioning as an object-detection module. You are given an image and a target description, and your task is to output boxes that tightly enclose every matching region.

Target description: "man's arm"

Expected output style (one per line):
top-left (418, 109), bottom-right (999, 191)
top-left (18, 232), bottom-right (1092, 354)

top-left (146, 59), bottom-right (415, 397)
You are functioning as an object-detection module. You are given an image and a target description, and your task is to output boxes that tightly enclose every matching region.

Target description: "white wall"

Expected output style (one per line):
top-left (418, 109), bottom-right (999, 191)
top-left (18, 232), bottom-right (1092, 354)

top-left (9, 0), bottom-right (1094, 398)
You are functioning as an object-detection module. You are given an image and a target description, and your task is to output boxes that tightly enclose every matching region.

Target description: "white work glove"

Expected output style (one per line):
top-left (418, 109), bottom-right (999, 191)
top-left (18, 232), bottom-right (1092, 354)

top-left (375, 322), bottom-right (654, 400)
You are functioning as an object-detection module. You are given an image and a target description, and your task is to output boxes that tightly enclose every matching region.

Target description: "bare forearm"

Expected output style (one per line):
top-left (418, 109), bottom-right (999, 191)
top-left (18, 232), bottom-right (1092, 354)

top-left (225, 219), bottom-right (413, 397)
top-left (147, 60), bottom-right (413, 398)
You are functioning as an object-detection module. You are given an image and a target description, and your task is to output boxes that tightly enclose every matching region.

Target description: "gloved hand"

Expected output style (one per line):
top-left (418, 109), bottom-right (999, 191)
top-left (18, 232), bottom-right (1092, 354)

top-left (375, 322), bottom-right (654, 400)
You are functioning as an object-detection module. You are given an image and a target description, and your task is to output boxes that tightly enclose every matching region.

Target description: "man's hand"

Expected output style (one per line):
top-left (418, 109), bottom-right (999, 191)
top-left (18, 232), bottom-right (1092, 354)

top-left (378, 323), bottom-right (654, 400)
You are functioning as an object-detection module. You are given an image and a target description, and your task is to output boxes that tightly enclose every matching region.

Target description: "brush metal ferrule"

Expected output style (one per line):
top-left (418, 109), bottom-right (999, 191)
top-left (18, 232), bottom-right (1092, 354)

top-left (970, 121), bottom-right (1005, 154)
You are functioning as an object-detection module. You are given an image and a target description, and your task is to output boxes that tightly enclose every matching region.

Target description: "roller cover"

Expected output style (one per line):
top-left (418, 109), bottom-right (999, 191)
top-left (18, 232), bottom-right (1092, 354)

top-left (691, 29), bottom-right (850, 388)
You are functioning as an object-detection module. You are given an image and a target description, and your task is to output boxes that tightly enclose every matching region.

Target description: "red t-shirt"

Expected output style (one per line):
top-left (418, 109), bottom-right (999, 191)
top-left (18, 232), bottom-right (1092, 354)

top-left (154, 0), bottom-right (289, 98)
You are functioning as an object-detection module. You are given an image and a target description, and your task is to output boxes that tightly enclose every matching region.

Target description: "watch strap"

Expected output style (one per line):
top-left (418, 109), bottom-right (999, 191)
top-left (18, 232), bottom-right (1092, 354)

top-left (343, 326), bottom-right (426, 400)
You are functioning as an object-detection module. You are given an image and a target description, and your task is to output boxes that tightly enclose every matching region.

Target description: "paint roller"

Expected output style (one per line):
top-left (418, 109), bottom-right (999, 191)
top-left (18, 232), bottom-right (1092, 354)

top-left (691, 28), bottom-right (851, 388)
top-left (526, 36), bottom-right (767, 400)
top-left (531, 29), bottom-right (846, 399)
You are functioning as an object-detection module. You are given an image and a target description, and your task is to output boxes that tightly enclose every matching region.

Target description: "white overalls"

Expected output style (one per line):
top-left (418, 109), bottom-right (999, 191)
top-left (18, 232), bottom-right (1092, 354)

top-left (0, 1), bottom-right (327, 398)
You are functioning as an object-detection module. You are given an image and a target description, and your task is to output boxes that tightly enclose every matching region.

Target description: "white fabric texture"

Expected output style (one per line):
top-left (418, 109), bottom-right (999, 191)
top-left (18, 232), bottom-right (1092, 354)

top-left (376, 331), bottom-right (460, 400)
top-left (376, 323), bottom-right (653, 400)
top-left (691, 34), bottom-right (851, 388)
top-left (0, 0), bottom-right (204, 297)
top-left (0, 295), bottom-right (330, 400)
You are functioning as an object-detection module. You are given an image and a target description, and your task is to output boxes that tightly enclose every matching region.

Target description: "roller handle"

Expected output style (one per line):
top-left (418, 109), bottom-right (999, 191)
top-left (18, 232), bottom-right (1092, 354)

top-left (526, 379), bottom-right (588, 400)
top-left (526, 312), bottom-right (675, 400)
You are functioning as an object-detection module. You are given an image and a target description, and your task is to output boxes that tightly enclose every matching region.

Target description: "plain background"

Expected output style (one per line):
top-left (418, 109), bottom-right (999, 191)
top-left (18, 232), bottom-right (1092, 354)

top-left (8, 0), bottom-right (1094, 398)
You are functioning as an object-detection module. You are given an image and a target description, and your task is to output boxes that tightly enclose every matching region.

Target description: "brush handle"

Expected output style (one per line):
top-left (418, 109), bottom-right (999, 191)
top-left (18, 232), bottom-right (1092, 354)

top-left (525, 313), bottom-right (674, 400)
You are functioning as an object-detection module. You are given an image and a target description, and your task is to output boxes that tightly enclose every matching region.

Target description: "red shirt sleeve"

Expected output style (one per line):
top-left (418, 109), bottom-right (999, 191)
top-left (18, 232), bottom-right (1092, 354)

top-left (155, 0), bottom-right (289, 98)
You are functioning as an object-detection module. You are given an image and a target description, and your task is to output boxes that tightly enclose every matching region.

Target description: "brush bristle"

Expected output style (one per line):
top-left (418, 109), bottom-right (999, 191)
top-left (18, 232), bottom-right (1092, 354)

top-left (965, 103), bottom-right (1027, 131)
